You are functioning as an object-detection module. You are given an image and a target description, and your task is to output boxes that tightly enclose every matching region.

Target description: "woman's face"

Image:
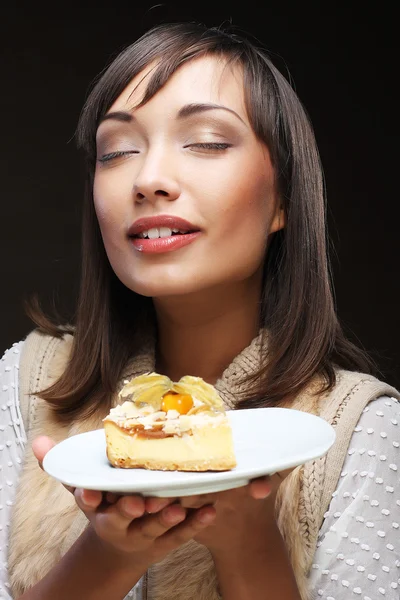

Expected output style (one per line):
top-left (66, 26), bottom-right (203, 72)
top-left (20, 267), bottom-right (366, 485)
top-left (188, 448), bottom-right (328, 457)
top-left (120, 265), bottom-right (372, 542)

top-left (94, 55), bottom-right (283, 298)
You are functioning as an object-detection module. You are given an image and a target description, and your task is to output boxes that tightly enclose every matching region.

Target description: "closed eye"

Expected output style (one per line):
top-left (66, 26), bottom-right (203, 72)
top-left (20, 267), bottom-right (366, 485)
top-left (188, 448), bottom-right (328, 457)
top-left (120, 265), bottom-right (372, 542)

top-left (97, 150), bottom-right (139, 163)
top-left (97, 143), bottom-right (232, 163)
top-left (185, 142), bottom-right (232, 151)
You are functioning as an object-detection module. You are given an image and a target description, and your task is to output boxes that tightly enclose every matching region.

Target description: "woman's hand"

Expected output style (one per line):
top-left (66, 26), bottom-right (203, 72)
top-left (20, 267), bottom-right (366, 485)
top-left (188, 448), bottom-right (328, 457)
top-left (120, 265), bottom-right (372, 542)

top-left (176, 470), bottom-right (300, 600)
top-left (179, 469), bottom-right (292, 561)
top-left (32, 436), bottom-right (291, 567)
top-left (73, 488), bottom-right (216, 564)
top-left (32, 436), bottom-right (216, 567)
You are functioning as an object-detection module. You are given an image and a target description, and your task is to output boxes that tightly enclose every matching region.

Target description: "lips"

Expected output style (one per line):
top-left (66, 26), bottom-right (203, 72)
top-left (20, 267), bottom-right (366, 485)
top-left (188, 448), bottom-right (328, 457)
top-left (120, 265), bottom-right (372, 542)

top-left (128, 215), bottom-right (199, 237)
top-left (128, 215), bottom-right (201, 254)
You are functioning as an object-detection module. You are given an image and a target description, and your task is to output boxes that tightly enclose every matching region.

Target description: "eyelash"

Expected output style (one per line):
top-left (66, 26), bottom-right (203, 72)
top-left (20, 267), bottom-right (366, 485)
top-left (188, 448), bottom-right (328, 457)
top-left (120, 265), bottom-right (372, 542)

top-left (186, 142), bottom-right (232, 151)
top-left (97, 143), bottom-right (232, 163)
top-left (97, 150), bottom-right (138, 163)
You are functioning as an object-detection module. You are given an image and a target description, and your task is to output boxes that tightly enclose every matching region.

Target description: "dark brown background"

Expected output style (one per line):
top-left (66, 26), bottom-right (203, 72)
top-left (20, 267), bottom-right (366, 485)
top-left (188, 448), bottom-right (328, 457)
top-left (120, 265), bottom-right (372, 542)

top-left (1, 2), bottom-right (398, 388)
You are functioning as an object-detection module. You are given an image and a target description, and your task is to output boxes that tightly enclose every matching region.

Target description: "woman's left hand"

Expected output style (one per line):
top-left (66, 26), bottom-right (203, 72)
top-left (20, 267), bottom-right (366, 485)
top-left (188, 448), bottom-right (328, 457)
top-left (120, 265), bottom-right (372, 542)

top-left (172, 469), bottom-right (292, 560)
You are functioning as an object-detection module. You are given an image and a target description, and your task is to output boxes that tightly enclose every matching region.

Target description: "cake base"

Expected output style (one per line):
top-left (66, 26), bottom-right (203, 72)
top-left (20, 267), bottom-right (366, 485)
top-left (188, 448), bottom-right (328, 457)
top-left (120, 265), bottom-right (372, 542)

top-left (104, 420), bottom-right (236, 471)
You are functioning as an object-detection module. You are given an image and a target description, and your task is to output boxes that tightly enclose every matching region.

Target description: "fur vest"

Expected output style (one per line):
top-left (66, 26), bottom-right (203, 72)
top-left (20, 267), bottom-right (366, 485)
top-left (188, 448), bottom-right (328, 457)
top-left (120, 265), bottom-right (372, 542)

top-left (8, 330), bottom-right (400, 599)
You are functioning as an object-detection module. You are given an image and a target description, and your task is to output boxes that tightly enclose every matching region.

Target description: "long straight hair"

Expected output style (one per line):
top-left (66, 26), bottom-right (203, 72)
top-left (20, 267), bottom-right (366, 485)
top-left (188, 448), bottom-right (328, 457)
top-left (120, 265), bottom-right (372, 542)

top-left (29, 22), bottom-right (375, 419)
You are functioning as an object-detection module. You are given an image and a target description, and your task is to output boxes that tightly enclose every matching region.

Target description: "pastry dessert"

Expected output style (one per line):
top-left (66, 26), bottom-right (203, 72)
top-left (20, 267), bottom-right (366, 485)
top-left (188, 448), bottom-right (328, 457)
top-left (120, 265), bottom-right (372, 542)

top-left (103, 373), bottom-right (236, 471)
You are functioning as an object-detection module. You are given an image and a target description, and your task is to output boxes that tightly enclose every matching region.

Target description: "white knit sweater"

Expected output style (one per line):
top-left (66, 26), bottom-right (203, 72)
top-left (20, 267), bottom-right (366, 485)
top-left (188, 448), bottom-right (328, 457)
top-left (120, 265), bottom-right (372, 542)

top-left (1, 340), bottom-right (400, 600)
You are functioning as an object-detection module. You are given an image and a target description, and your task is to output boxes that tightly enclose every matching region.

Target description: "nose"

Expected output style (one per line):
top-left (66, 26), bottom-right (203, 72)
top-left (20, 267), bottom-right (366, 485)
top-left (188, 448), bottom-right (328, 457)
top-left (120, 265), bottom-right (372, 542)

top-left (133, 150), bottom-right (181, 205)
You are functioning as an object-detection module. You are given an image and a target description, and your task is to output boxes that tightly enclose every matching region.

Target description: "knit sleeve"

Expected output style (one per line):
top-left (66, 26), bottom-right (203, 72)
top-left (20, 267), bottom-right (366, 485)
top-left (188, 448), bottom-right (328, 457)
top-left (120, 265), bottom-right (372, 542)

top-left (0, 342), bottom-right (26, 600)
top-left (308, 395), bottom-right (400, 599)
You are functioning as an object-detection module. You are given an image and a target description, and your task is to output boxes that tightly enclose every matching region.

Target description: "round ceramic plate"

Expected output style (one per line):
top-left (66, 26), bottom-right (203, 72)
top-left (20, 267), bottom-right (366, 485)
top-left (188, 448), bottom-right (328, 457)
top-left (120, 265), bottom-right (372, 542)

top-left (43, 407), bottom-right (335, 497)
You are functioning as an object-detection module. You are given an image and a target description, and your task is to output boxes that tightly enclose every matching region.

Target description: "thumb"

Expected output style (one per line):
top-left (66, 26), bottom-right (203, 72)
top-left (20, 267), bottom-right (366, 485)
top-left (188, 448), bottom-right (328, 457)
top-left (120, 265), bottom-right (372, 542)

top-left (32, 435), bottom-right (75, 495)
top-left (32, 435), bottom-right (56, 469)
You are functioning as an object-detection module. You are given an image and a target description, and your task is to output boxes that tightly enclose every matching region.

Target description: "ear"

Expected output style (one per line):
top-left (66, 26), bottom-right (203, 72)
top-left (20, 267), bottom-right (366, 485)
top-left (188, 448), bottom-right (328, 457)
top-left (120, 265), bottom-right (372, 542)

top-left (269, 204), bottom-right (286, 234)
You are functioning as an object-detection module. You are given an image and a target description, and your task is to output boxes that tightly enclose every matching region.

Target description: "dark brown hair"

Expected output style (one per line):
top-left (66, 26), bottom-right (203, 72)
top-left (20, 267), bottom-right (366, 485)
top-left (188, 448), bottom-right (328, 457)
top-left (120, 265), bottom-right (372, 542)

top-left (29, 22), bottom-right (375, 419)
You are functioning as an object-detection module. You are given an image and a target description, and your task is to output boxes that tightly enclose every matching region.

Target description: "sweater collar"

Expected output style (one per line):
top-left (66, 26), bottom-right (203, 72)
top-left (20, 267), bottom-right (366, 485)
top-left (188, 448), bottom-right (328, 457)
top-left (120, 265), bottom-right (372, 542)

top-left (214, 330), bottom-right (266, 409)
top-left (119, 329), bottom-right (267, 409)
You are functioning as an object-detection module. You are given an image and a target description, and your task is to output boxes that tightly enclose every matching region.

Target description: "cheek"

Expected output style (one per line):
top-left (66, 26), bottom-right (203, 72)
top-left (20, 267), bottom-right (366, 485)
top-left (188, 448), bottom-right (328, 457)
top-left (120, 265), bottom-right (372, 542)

top-left (199, 159), bottom-right (276, 281)
top-left (208, 162), bottom-right (273, 240)
top-left (93, 175), bottom-right (126, 240)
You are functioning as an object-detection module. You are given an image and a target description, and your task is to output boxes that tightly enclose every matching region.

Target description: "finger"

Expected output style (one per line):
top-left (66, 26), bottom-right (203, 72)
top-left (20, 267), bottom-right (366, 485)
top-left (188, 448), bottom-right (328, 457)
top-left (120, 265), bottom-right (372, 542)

top-left (157, 505), bottom-right (216, 552)
top-left (145, 496), bottom-right (176, 514)
top-left (116, 495), bottom-right (146, 521)
top-left (129, 503), bottom-right (188, 543)
top-left (93, 495), bottom-right (147, 541)
top-left (105, 492), bottom-right (121, 504)
top-left (32, 436), bottom-right (75, 494)
top-left (179, 493), bottom-right (217, 509)
top-left (75, 488), bottom-right (104, 516)
top-left (248, 476), bottom-right (271, 499)
top-left (32, 436), bottom-right (56, 469)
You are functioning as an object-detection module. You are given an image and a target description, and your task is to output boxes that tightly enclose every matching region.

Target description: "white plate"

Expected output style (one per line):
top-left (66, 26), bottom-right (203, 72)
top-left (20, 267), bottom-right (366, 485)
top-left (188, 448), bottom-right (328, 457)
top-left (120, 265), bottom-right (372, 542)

top-left (43, 407), bottom-right (335, 497)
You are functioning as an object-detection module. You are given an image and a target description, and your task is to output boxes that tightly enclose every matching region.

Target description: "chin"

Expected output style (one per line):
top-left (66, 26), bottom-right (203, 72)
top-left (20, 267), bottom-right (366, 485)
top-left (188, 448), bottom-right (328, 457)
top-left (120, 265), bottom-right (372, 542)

top-left (116, 263), bottom-right (210, 298)
top-left (126, 278), bottom-right (203, 298)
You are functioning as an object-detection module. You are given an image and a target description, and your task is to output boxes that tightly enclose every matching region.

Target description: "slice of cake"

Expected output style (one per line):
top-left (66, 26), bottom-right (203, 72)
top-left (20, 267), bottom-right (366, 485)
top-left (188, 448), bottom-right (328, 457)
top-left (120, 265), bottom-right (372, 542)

top-left (103, 373), bottom-right (236, 471)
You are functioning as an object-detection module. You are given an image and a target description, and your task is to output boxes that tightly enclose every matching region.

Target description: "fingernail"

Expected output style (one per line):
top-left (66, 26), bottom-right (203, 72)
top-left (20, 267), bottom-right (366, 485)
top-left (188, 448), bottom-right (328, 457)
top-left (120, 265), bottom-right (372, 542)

top-left (254, 487), bottom-right (271, 499)
top-left (172, 513), bottom-right (186, 524)
top-left (198, 510), bottom-right (215, 525)
top-left (123, 499), bottom-right (142, 517)
top-left (81, 489), bottom-right (96, 506)
top-left (147, 498), bottom-right (170, 513)
top-left (259, 490), bottom-right (271, 499)
top-left (165, 506), bottom-right (186, 523)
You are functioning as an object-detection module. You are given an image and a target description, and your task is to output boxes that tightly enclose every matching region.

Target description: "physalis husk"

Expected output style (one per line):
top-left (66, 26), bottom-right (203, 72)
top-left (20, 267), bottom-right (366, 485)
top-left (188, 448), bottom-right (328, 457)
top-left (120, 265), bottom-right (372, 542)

top-left (119, 372), bottom-right (224, 411)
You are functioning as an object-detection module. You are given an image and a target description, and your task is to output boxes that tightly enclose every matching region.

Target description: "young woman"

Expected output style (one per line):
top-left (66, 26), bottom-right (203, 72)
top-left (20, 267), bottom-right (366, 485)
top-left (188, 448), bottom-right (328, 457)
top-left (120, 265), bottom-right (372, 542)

top-left (0, 22), bottom-right (399, 600)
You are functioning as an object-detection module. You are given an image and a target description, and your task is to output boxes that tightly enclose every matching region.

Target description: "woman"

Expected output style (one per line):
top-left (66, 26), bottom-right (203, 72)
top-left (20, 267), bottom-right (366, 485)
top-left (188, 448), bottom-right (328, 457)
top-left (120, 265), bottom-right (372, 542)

top-left (1, 22), bottom-right (399, 600)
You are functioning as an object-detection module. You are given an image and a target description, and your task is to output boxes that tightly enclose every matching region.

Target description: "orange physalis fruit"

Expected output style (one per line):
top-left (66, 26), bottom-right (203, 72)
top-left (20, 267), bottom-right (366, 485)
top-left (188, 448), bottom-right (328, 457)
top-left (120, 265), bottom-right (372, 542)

top-left (161, 392), bottom-right (194, 415)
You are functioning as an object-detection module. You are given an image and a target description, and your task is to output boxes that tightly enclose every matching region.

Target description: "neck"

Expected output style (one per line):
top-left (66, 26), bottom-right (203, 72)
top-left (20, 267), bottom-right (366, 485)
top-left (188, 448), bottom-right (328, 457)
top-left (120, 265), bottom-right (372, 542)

top-left (153, 279), bottom-right (261, 384)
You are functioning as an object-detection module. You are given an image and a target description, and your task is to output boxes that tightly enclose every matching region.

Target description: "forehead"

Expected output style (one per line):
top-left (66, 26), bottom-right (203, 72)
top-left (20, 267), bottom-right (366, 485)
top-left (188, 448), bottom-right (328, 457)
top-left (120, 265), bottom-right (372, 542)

top-left (108, 55), bottom-right (247, 119)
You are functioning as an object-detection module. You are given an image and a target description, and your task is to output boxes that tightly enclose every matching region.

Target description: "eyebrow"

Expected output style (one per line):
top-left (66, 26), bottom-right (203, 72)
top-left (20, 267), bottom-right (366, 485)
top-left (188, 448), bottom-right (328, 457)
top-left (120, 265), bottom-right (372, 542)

top-left (177, 103), bottom-right (246, 125)
top-left (98, 102), bottom-right (246, 126)
top-left (99, 111), bottom-right (133, 125)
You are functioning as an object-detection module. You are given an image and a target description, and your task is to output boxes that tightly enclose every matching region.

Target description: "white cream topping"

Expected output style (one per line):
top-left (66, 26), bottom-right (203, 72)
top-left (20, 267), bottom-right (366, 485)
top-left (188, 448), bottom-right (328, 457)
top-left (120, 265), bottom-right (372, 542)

top-left (105, 399), bottom-right (226, 434)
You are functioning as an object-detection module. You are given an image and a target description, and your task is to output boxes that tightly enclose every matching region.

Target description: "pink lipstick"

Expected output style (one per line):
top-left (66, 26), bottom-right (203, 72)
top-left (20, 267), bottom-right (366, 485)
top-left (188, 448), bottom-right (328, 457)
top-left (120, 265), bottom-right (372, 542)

top-left (128, 215), bottom-right (201, 254)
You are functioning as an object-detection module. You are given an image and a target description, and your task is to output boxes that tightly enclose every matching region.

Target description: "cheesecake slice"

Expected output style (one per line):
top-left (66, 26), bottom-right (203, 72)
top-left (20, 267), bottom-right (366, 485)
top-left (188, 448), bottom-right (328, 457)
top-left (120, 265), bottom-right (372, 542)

top-left (103, 373), bottom-right (236, 471)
